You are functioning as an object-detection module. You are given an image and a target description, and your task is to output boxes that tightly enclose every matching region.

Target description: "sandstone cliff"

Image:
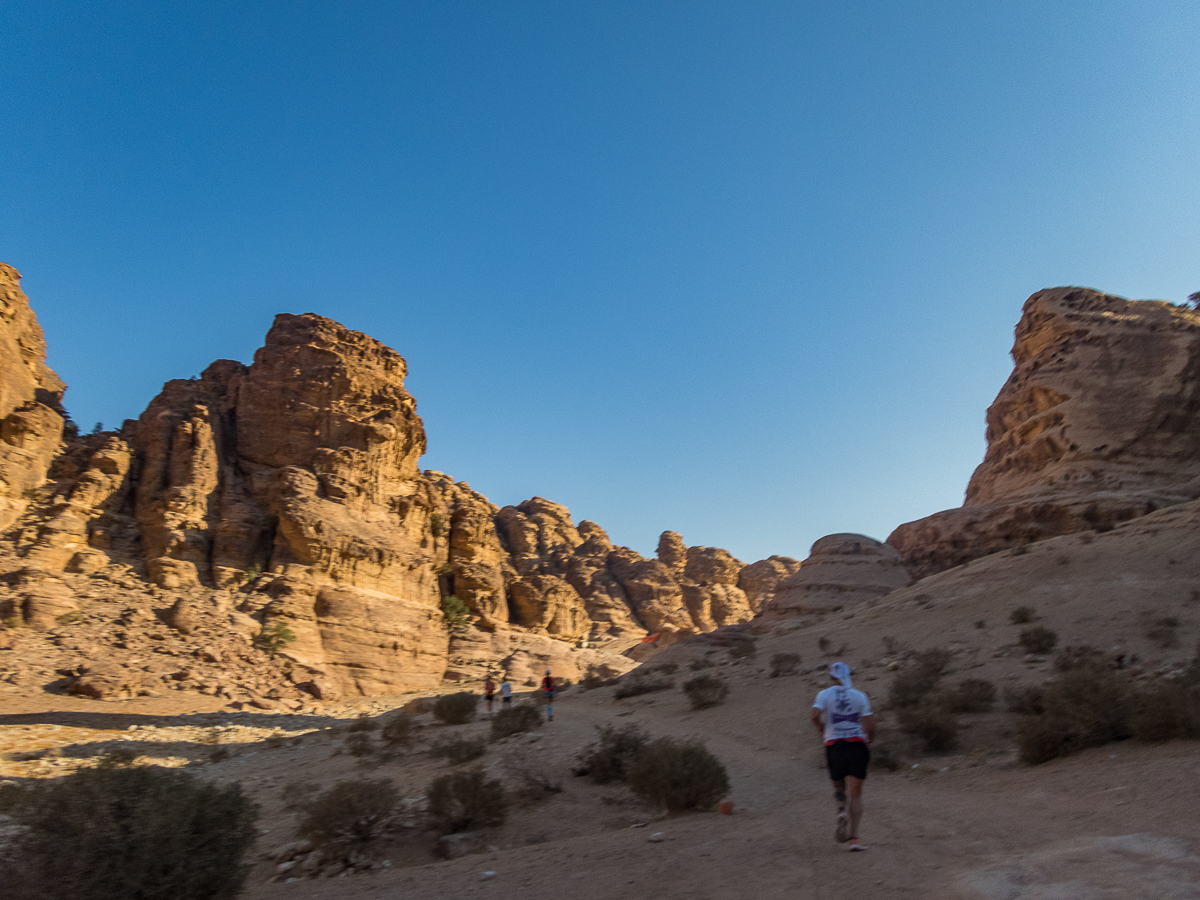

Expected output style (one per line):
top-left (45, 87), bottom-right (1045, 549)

top-left (0, 266), bottom-right (800, 697)
top-left (889, 287), bottom-right (1200, 578)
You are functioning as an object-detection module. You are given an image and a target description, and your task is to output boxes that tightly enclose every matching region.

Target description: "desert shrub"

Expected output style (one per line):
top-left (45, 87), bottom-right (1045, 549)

top-left (430, 737), bottom-right (487, 765)
top-left (868, 738), bottom-right (905, 772)
top-left (898, 701), bottom-right (958, 753)
top-left (1019, 627), bottom-right (1059, 655)
top-left (96, 746), bottom-right (140, 768)
top-left (1004, 685), bottom-right (1045, 715)
top-left (1130, 681), bottom-right (1199, 742)
top-left (653, 662), bottom-right (679, 674)
top-left (727, 637), bottom-right (757, 660)
top-left (380, 713), bottom-right (415, 749)
top-left (1015, 666), bottom-right (1132, 765)
top-left (944, 679), bottom-right (996, 714)
top-left (581, 664), bottom-right (621, 690)
top-left (1010, 606), bottom-right (1036, 625)
top-left (347, 714), bottom-right (378, 733)
top-left (770, 652), bottom-right (802, 677)
top-left (1053, 645), bottom-right (1106, 672)
top-left (614, 672), bottom-right (674, 699)
top-left (344, 732), bottom-right (374, 757)
top-left (682, 674), bottom-right (730, 710)
top-left (299, 778), bottom-right (397, 860)
top-left (490, 701), bottom-right (542, 738)
top-left (433, 691), bottom-right (479, 725)
top-left (1145, 616), bottom-right (1181, 648)
top-left (56, 609), bottom-right (84, 626)
top-left (974, 619), bottom-right (987, 629)
top-left (817, 636), bottom-right (831, 654)
top-left (427, 768), bottom-right (507, 834)
top-left (575, 724), bottom-right (650, 784)
top-left (0, 766), bottom-right (256, 900)
top-left (627, 737), bottom-right (730, 812)
top-left (254, 621), bottom-right (296, 654)
top-left (441, 595), bottom-right (470, 634)
top-left (887, 648), bottom-right (952, 709)
top-left (688, 657), bottom-right (715, 671)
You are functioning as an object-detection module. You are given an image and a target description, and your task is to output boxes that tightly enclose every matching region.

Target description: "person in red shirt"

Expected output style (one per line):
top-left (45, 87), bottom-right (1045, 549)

top-left (540, 670), bottom-right (555, 722)
top-left (483, 675), bottom-right (496, 716)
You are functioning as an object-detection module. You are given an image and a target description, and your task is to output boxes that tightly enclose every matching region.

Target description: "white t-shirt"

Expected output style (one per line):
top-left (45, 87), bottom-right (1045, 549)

top-left (500, 682), bottom-right (512, 698)
top-left (812, 686), bottom-right (872, 745)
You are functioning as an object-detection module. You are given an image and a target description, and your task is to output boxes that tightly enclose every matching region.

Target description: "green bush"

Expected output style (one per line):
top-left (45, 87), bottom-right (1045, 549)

top-left (430, 737), bottom-right (487, 765)
top-left (427, 768), bottom-right (507, 834)
top-left (769, 652), bottom-right (801, 677)
top-left (682, 674), bottom-right (730, 710)
top-left (254, 621), bottom-right (296, 654)
top-left (575, 724), bottom-right (649, 784)
top-left (0, 766), bottom-right (257, 900)
top-left (898, 701), bottom-right (958, 753)
top-left (627, 737), bottom-right (730, 812)
top-left (490, 701), bottom-right (542, 738)
top-left (944, 678), bottom-right (996, 714)
top-left (1019, 627), bottom-right (1059, 655)
top-left (433, 691), bottom-right (479, 725)
top-left (299, 778), bottom-right (397, 861)
top-left (1010, 606), bottom-right (1036, 624)
top-left (614, 672), bottom-right (674, 699)
top-left (441, 595), bottom-right (470, 634)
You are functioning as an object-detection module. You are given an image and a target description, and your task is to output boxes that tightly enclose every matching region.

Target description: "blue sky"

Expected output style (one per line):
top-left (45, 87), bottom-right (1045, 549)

top-left (2, 1), bottom-right (1198, 563)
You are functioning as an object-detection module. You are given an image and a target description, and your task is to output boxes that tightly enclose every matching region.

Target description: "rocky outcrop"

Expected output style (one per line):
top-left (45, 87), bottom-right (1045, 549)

top-left (890, 288), bottom-right (1200, 578)
top-left (762, 534), bottom-right (910, 621)
top-left (0, 264), bottom-right (66, 530)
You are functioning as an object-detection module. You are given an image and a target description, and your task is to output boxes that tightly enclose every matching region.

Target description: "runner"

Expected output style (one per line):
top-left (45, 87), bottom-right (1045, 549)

top-left (500, 678), bottom-right (513, 707)
top-left (540, 669), bottom-right (555, 722)
top-left (484, 675), bottom-right (496, 716)
top-left (810, 661), bottom-right (875, 852)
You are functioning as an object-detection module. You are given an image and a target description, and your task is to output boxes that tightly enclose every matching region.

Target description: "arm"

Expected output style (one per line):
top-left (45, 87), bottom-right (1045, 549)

top-left (810, 706), bottom-right (825, 736)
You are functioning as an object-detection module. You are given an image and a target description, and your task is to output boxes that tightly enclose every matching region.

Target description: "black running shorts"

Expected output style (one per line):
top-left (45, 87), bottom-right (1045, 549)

top-left (825, 740), bottom-right (870, 781)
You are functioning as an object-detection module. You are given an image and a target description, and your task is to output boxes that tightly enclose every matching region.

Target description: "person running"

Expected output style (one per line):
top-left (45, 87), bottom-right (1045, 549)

top-left (810, 661), bottom-right (875, 852)
top-left (484, 675), bottom-right (496, 716)
top-left (500, 678), bottom-right (513, 706)
top-left (540, 669), bottom-right (555, 722)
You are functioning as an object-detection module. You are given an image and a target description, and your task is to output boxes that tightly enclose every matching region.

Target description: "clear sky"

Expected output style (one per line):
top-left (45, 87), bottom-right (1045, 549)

top-left (2, 1), bottom-right (1198, 564)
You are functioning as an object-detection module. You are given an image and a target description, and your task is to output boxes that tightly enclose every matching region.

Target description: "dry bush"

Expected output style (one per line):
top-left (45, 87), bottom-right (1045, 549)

top-left (574, 724), bottom-right (650, 784)
top-left (1130, 681), bottom-right (1200, 742)
top-left (344, 732), bottom-right (375, 757)
top-left (1019, 626), bottom-right (1059, 655)
top-left (627, 737), bottom-right (730, 812)
top-left (1053, 645), bottom-right (1106, 673)
top-left (347, 715), bottom-right (378, 733)
top-left (1015, 666), bottom-right (1132, 765)
top-left (427, 768), bottom-right (507, 834)
top-left (769, 653), bottom-right (801, 677)
top-left (490, 701), bottom-right (542, 738)
top-left (897, 701), bottom-right (959, 753)
top-left (299, 779), bottom-right (396, 864)
top-left (1010, 606), bottom-right (1036, 625)
top-left (887, 648), bottom-right (952, 709)
top-left (614, 672), bottom-right (674, 699)
top-left (0, 766), bottom-right (256, 900)
top-left (581, 664), bottom-right (621, 689)
top-left (380, 713), bottom-right (415, 750)
top-left (727, 637), bottom-right (757, 660)
top-left (944, 678), bottom-right (996, 714)
top-left (1145, 616), bottom-right (1181, 649)
top-left (682, 674), bottom-right (730, 710)
top-left (1004, 685), bottom-right (1045, 715)
top-left (688, 657), bottom-right (715, 671)
top-left (867, 738), bottom-right (905, 772)
top-left (433, 692), bottom-right (479, 725)
top-left (96, 746), bottom-right (139, 768)
top-left (653, 662), bottom-right (679, 674)
top-left (430, 737), bottom-right (487, 765)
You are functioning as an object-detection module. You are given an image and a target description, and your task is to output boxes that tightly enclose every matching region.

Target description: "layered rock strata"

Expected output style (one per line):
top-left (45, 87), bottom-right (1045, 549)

top-left (761, 534), bottom-right (910, 622)
top-left (889, 288), bottom-right (1200, 578)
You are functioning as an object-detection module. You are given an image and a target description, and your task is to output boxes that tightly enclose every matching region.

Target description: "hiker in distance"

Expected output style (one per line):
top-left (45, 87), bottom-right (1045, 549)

top-left (500, 678), bottom-right (513, 706)
top-left (810, 661), bottom-right (875, 852)
top-left (484, 674), bottom-right (497, 716)
top-left (541, 669), bottom-right (555, 722)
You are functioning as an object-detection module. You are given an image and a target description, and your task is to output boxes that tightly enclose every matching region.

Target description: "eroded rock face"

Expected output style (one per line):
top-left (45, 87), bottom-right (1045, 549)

top-left (0, 264), bottom-right (66, 530)
top-left (890, 288), bottom-right (1200, 578)
top-left (764, 534), bottom-right (910, 620)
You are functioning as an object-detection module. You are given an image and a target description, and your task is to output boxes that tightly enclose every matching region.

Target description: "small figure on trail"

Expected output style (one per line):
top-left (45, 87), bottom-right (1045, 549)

top-left (484, 675), bottom-right (497, 716)
top-left (810, 661), bottom-right (875, 852)
top-left (500, 678), bottom-right (513, 706)
top-left (541, 669), bottom-right (555, 722)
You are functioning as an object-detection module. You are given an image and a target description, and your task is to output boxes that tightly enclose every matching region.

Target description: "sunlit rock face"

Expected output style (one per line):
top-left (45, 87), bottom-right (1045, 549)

top-left (762, 534), bottom-right (910, 621)
top-left (890, 288), bottom-right (1200, 578)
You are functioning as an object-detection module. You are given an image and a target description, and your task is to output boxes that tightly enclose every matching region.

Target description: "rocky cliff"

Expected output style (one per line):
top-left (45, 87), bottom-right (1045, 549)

top-left (889, 287), bottom-right (1200, 578)
top-left (0, 265), bottom-right (800, 698)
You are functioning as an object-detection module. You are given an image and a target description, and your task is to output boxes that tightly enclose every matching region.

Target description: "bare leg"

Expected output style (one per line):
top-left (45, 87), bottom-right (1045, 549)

top-left (845, 776), bottom-right (864, 840)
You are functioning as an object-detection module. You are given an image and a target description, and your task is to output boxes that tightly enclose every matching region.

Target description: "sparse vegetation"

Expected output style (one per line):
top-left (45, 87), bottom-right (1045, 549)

top-left (887, 648), bottom-right (952, 709)
top-left (614, 671), bottom-right (674, 699)
top-left (441, 595), bottom-right (470, 633)
top-left (897, 701), bottom-right (959, 753)
top-left (344, 732), bottom-right (375, 757)
top-left (769, 652), bottom-right (802, 677)
top-left (943, 678), bottom-right (996, 714)
top-left (581, 664), bottom-right (621, 689)
top-left (3, 615), bottom-right (23, 629)
top-left (1010, 606), bottom-right (1036, 624)
top-left (347, 714), bottom-right (378, 732)
top-left (244, 564), bottom-right (262, 581)
top-left (1130, 681), bottom-right (1199, 742)
top-left (490, 701), bottom-right (542, 738)
top-left (254, 621), bottom-right (296, 654)
top-left (96, 746), bottom-right (140, 768)
top-left (430, 513), bottom-right (444, 537)
top-left (1019, 626), bottom-right (1059, 655)
top-left (1053, 645), bottom-right (1106, 672)
top-left (433, 691), bottom-right (479, 725)
top-left (1014, 665), bottom-right (1133, 764)
top-left (626, 737), bottom-right (730, 812)
top-left (0, 766), bottom-right (257, 900)
top-left (652, 662), bottom-right (679, 674)
top-left (574, 724), bottom-right (650, 784)
top-left (727, 637), bottom-right (757, 660)
top-left (56, 609), bottom-right (84, 626)
top-left (430, 737), bottom-right (487, 765)
top-left (299, 778), bottom-right (397, 862)
top-left (427, 768), bottom-right (507, 834)
top-left (817, 636), bottom-right (832, 654)
top-left (687, 657), bottom-right (715, 671)
top-left (380, 713), bottom-right (415, 750)
top-left (682, 674), bottom-right (730, 710)
top-left (1004, 684), bottom-right (1045, 715)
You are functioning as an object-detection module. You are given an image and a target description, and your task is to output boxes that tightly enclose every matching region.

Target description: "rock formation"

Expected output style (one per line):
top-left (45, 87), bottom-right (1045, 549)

top-left (0, 264), bottom-right (801, 696)
top-left (761, 534), bottom-right (910, 622)
top-left (889, 287), bottom-right (1200, 578)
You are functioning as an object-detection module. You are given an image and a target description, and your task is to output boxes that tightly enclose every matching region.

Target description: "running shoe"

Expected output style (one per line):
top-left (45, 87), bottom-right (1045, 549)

top-left (835, 810), bottom-right (849, 843)
top-left (848, 838), bottom-right (865, 852)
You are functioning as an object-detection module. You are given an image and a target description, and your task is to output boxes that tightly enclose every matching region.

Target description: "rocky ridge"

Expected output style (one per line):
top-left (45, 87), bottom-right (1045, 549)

top-left (0, 265), bottom-right (801, 700)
